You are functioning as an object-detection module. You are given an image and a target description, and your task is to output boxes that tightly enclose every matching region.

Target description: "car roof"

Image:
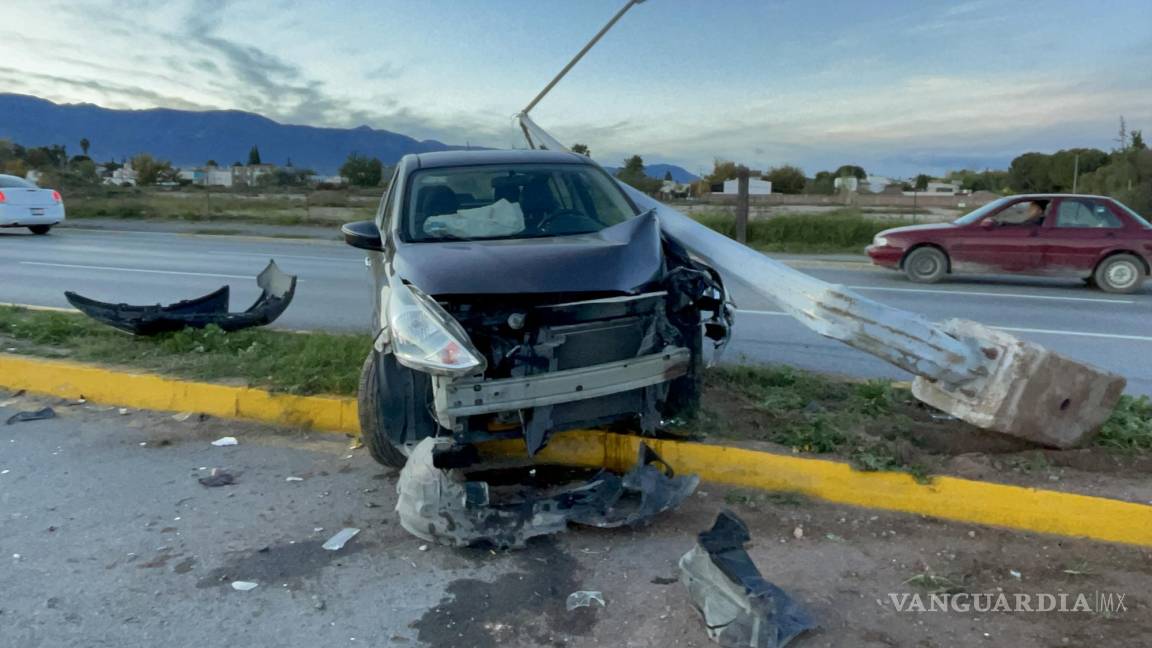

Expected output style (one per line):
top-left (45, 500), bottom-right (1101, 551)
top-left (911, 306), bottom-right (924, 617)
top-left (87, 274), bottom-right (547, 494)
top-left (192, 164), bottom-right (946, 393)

top-left (1009, 193), bottom-right (1115, 201)
top-left (411, 149), bottom-right (591, 169)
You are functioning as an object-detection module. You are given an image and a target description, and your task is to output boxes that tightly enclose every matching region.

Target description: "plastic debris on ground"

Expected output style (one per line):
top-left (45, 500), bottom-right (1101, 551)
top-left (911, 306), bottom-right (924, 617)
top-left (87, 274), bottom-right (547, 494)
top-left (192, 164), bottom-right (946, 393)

top-left (679, 511), bottom-right (815, 648)
top-left (395, 437), bottom-right (699, 549)
top-left (322, 528), bottom-right (361, 551)
top-left (565, 591), bottom-right (606, 611)
top-left (197, 468), bottom-right (236, 488)
top-left (210, 436), bottom-right (238, 447)
top-left (285, 476), bottom-right (304, 482)
top-left (231, 581), bottom-right (259, 591)
top-left (5, 407), bottom-right (56, 425)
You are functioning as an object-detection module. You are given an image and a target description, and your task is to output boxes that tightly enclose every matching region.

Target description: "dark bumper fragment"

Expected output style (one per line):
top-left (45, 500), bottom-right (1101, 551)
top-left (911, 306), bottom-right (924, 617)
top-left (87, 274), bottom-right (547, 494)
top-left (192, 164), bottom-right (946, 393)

top-left (64, 260), bottom-right (296, 335)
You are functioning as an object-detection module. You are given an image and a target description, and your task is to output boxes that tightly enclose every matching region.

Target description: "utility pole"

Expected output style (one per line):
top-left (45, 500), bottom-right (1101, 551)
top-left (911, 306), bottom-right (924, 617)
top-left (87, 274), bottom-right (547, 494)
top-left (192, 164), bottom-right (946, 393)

top-left (735, 166), bottom-right (750, 244)
top-left (1072, 153), bottom-right (1079, 194)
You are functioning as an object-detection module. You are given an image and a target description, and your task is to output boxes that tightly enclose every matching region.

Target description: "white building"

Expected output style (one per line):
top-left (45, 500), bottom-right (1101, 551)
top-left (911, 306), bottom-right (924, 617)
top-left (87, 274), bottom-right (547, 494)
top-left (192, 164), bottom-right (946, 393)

top-left (903, 181), bottom-right (960, 196)
top-left (106, 162), bottom-right (138, 186)
top-left (720, 178), bottom-right (772, 195)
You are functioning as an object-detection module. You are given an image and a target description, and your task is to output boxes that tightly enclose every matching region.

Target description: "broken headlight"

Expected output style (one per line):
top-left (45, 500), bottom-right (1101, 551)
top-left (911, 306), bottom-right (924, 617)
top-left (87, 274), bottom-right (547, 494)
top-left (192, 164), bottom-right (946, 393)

top-left (388, 282), bottom-right (486, 376)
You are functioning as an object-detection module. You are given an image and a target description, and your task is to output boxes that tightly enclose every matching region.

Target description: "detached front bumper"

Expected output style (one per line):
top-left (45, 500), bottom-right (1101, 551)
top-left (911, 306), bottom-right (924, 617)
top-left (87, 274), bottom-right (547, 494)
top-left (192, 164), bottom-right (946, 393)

top-left (431, 346), bottom-right (691, 428)
top-left (866, 244), bottom-right (903, 269)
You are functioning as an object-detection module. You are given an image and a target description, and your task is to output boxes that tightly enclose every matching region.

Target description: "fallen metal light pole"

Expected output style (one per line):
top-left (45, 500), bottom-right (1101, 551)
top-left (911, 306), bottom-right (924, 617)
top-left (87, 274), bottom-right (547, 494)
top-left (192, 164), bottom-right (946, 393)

top-left (517, 114), bottom-right (1125, 447)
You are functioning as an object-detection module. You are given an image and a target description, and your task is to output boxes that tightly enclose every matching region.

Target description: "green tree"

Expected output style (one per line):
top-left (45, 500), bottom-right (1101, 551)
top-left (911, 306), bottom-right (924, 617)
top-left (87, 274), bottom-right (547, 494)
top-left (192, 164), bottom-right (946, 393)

top-left (765, 164), bottom-right (806, 194)
top-left (248, 146), bottom-right (262, 165)
top-left (615, 155), bottom-right (662, 194)
top-left (834, 165), bottom-right (867, 180)
top-left (663, 170), bottom-right (673, 182)
top-left (571, 143), bottom-right (590, 156)
top-left (914, 174), bottom-right (931, 191)
top-left (806, 170), bottom-right (835, 195)
top-left (79, 138), bottom-right (90, 157)
top-left (1131, 130), bottom-right (1146, 151)
top-left (1008, 152), bottom-right (1053, 192)
top-left (205, 159), bottom-right (218, 167)
top-left (131, 153), bottom-right (175, 185)
top-left (340, 153), bottom-right (383, 187)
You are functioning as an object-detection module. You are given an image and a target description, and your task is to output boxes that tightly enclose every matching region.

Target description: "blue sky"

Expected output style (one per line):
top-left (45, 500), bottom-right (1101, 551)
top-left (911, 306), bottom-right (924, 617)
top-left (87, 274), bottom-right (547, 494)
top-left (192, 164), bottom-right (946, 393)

top-left (1, 0), bottom-right (1149, 176)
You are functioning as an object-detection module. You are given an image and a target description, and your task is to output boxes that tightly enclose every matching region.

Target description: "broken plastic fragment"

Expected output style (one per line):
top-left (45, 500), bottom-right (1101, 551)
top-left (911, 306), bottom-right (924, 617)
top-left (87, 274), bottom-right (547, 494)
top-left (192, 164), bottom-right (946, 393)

top-left (285, 476), bottom-right (304, 482)
top-left (322, 528), bottom-right (361, 551)
top-left (395, 438), bottom-right (698, 549)
top-left (198, 468), bottom-right (235, 487)
top-left (210, 437), bottom-right (238, 447)
top-left (5, 407), bottom-right (56, 425)
top-left (679, 511), bottom-right (815, 648)
top-left (65, 259), bottom-right (297, 335)
top-left (565, 591), bottom-right (606, 611)
top-left (231, 581), bottom-right (258, 591)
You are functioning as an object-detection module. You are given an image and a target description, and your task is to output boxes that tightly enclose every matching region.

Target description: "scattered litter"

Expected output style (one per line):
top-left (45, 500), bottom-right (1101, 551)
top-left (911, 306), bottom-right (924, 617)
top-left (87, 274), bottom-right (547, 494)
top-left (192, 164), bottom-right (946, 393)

top-left (396, 438), bottom-right (698, 549)
top-left (680, 511), bottom-right (815, 648)
top-left (651, 576), bottom-right (679, 585)
top-left (1009, 569), bottom-right (1022, 580)
top-left (825, 533), bottom-right (844, 542)
top-left (322, 528), bottom-right (360, 551)
top-left (1, 470), bottom-right (9, 475)
top-left (348, 438), bottom-right (364, 450)
top-left (5, 407), bottom-right (56, 425)
top-left (565, 590), bottom-right (606, 611)
top-left (313, 527), bottom-right (324, 533)
top-left (285, 476), bottom-right (304, 482)
top-left (792, 526), bottom-right (803, 540)
top-left (0, 398), bottom-right (21, 408)
top-left (173, 412), bottom-right (194, 422)
top-left (118, 408), bottom-right (130, 416)
top-left (139, 442), bottom-right (147, 447)
top-left (231, 581), bottom-right (259, 591)
top-left (418, 544), bottom-right (428, 552)
top-left (210, 437), bottom-right (238, 447)
top-left (198, 468), bottom-right (236, 488)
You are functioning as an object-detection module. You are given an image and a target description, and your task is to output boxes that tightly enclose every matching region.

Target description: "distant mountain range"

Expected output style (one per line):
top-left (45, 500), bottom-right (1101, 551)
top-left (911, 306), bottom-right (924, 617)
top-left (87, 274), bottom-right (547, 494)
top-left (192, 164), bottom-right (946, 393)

top-left (0, 93), bottom-right (699, 181)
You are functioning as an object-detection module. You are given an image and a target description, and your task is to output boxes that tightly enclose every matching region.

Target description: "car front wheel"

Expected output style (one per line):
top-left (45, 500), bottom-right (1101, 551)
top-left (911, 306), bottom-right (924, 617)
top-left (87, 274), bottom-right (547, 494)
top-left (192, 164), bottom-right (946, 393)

top-left (1093, 254), bottom-right (1146, 294)
top-left (357, 350), bottom-right (440, 468)
top-left (903, 247), bottom-right (948, 283)
top-left (28, 225), bottom-right (52, 235)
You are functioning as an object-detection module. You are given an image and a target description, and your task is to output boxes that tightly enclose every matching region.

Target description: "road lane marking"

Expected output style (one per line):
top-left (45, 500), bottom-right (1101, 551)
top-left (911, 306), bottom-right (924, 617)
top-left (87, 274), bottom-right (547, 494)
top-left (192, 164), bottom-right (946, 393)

top-left (737, 309), bottom-right (1152, 342)
top-left (20, 261), bottom-right (254, 280)
top-left (845, 285), bottom-right (1135, 305)
top-left (995, 326), bottom-right (1152, 342)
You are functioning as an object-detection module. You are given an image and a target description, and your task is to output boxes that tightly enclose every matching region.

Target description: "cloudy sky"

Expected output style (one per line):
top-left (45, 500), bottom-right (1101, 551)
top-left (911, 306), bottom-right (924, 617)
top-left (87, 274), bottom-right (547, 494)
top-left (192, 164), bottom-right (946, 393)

top-left (2, 0), bottom-right (1150, 176)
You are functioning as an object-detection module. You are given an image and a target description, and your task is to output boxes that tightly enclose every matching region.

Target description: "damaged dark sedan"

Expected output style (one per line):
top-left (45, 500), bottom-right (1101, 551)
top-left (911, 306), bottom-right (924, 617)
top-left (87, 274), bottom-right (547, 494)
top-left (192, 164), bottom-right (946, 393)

top-left (343, 150), bottom-right (731, 467)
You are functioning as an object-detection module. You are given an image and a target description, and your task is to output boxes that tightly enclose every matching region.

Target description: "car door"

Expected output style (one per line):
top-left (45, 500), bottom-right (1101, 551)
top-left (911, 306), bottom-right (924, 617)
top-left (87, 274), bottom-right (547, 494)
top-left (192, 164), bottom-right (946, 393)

top-left (1039, 197), bottom-right (1126, 275)
top-left (949, 199), bottom-right (1046, 273)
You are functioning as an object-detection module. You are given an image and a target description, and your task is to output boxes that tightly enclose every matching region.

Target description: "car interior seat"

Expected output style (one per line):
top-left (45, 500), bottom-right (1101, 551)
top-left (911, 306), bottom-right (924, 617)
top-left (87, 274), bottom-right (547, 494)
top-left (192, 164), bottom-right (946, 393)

top-left (414, 185), bottom-right (459, 236)
top-left (519, 178), bottom-right (557, 229)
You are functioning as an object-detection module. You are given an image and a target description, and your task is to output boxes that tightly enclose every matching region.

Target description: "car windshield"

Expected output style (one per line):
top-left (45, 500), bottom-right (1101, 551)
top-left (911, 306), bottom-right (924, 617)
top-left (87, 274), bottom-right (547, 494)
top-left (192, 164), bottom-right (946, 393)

top-left (952, 197), bottom-right (1012, 225)
top-left (402, 163), bottom-right (635, 242)
top-left (0, 175), bottom-right (36, 188)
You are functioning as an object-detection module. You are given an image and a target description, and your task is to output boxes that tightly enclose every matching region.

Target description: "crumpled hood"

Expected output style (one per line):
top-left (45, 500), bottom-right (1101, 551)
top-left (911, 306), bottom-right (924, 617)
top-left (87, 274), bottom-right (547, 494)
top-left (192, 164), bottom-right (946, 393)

top-left (392, 210), bottom-right (663, 296)
top-left (878, 222), bottom-right (958, 237)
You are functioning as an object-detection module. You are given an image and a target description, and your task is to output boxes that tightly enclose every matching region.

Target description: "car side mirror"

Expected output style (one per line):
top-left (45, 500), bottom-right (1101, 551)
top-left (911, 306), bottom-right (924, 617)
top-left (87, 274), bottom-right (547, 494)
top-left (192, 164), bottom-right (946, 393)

top-left (342, 220), bottom-right (384, 252)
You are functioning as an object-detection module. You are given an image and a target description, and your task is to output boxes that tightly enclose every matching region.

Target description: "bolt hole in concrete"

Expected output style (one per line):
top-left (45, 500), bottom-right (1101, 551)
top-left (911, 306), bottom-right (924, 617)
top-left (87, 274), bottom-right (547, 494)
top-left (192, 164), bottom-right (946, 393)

top-left (1060, 398), bottom-right (1072, 411)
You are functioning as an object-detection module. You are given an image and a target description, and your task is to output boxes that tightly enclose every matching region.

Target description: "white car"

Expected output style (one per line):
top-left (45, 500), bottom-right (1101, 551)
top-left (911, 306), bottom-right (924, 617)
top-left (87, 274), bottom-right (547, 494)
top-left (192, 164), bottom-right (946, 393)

top-left (0, 174), bottom-right (65, 234)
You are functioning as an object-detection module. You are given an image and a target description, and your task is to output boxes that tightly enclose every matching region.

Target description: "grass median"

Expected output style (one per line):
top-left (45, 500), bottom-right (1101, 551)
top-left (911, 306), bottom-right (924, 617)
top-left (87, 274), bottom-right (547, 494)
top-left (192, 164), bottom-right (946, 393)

top-left (691, 208), bottom-right (903, 254)
top-left (2, 306), bottom-right (1149, 474)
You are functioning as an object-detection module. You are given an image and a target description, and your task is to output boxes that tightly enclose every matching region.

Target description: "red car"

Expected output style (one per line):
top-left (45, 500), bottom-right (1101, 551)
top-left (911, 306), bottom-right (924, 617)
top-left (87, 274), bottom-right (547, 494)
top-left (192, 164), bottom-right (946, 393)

top-left (866, 194), bottom-right (1152, 293)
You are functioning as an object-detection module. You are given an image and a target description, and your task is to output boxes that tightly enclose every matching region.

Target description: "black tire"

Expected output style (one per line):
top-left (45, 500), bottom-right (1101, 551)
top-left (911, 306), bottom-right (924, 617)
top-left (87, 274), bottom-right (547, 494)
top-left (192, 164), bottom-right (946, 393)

top-left (28, 225), bottom-right (52, 235)
top-left (903, 246), bottom-right (948, 283)
top-left (1082, 276), bottom-right (1097, 288)
top-left (357, 350), bottom-right (439, 468)
top-left (1093, 254), bottom-right (1146, 294)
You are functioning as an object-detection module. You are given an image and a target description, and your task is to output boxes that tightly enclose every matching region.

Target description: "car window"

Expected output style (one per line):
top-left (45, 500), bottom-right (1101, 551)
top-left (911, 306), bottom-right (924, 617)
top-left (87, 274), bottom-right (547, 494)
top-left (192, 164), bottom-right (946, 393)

top-left (994, 200), bottom-right (1048, 226)
top-left (376, 167), bottom-right (400, 229)
top-left (402, 163), bottom-right (635, 242)
top-left (1055, 199), bottom-right (1122, 228)
top-left (1112, 201), bottom-right (1152, 229)
top-left (0, 174), bottom-right (36, 188)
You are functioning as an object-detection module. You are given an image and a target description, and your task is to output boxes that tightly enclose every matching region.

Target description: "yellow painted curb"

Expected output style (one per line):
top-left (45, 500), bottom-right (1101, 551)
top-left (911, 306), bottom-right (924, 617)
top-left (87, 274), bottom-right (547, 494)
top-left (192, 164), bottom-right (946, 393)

top-left (3, 353), bottom-right (1151, 547)
top-left (0, 354), bottom-right (357, 434)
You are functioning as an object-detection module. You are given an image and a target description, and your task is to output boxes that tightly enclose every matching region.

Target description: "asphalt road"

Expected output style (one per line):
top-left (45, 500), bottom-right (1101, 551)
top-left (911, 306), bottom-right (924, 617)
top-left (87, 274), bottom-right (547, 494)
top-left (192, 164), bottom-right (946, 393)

top-left (2, 392), bottom-right (1145, 647)
top-left (2, 227), bottom-right (1151, 395)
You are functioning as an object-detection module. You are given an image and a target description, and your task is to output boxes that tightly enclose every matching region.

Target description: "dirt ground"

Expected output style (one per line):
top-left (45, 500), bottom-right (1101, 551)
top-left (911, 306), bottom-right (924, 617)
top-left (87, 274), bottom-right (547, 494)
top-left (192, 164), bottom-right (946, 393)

top-left (2, 389), bottom-right (1150, 647)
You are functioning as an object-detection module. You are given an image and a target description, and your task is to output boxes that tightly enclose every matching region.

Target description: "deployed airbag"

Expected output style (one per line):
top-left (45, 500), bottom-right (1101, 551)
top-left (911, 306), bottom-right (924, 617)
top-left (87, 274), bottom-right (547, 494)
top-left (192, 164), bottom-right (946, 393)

top-left (423, 198), bottom-right (525, 239)
top-left (64, 260), bottom-right (296, 335)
